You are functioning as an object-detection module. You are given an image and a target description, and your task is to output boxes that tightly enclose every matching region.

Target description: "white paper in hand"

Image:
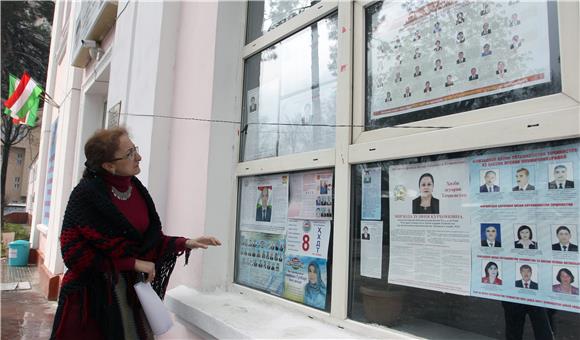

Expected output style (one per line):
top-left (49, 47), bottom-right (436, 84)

top-left (134, 281), bottom-right (173, 335)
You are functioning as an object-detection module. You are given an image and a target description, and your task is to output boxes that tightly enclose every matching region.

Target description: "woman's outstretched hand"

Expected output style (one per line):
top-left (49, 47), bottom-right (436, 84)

top-left (186, 236), bottom-right (222, 249)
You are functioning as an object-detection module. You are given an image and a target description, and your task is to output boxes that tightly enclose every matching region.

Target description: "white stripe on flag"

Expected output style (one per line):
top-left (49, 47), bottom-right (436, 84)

top-left (9, 78), bottom-right (38, 117)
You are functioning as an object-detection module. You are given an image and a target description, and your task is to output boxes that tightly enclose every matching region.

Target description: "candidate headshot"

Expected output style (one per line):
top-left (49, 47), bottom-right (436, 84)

top-left (510, 35), bottom-right (522, 50)
top-left (412, 173), bottom-right (439, 214)
top-left (457, 31), bottom-right (465, 43)
top-left (384, 91), bottom-right (392, 103)
top-left (481, 22), bottom-right (491, 36)
top-left (249, 96), bottom-right (257, 112)
top-left (403, 86), bottom-right (412, 98)
top-left (480, 170), bottom-right (500, 192)
top-left (513, 168), bottom-right (535, 191)
top-left (414, 48), bottom-right (421, 59)
top-left (548, 164), bottom-right (574, 189)
top-left (362, 226), bottom-right (370, 240)
top-left (444, 75), bottom-right (454, 87)
top-left (456, 51), bottom-right (466, 64)
top-left (456, 12), bottom-right (465, 25)
top-left (552, 225), bottom-right (578, 252)
top-left (414, 65), bottom-right (422, 77)
top-left (434, 59), bottom-right (443, 71)
top-left (481, 224), bottom-right (501, 247)
top-left (434, 40), bottom-right (442, 52)
top-left (481, 43), bottom-right (492, 57)
top-left (552, 268), bottom-right (579, 295)
top-left (496, 61), bottom-right (507, 77)
top-left (256, 187), bottom-right (272, 222)
top-left (516, 264), bottom-right (538, 290)
top-left (509, 13), bottom-right (521, 27)
top-left (482, 261), bottom-right (502, 285)
top-left (514, 225), bottom-right (538, 249)
top-left (424, 81), bottom-right (432, 93)
top-left (469, 67), bottom-right (479, 81)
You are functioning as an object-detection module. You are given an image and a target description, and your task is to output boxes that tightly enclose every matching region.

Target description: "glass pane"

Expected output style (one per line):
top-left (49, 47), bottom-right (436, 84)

top-left (246, 0), bottom-right (319, 44)
top-left (241, 13), bottom-right (338, 162)
top-left (349, 138), bottom-right (580, 339)
top-left (235, 169), bottom-right (334, 311)
top-left (365, 1), bottom-right (561, 130)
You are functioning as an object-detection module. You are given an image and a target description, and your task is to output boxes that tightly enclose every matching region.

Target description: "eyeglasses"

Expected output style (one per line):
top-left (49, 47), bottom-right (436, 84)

top-left (109, 146), bottom-right (139, 162)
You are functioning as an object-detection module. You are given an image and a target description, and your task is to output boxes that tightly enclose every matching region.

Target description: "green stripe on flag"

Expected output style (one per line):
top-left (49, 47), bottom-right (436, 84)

top-left (3, 74), bottom-right (18, 115)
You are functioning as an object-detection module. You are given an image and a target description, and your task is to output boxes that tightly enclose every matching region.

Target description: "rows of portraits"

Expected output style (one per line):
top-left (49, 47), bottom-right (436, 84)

top-left (235, 169), bottom-right (334, 311)
top-left (349, 138), bottom-right (579, 339)
top-left (365, 0), bottom-right (561, 130)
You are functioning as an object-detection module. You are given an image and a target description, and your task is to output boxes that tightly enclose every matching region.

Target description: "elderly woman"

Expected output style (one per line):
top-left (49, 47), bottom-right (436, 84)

top-left (514, 225), bottom-right (538, 249)
top-left (552, 268), bottom-right (579, 295)
top-left (482, 261), bottom-right (502, 285)
top-left (51, 127), bottom-right (221, 339)
top-left (304, 261), bottom-right (327, 309)
top-left (412, 173), bottom-right (440, 214)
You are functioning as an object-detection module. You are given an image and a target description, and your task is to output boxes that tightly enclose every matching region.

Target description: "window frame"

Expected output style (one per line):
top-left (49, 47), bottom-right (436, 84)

top-left (231, 0), bottom-right (355, 321)
top-left (351, 0), bottom-right (580, 144)
top-left (229, 0), bottom-right (580, 335)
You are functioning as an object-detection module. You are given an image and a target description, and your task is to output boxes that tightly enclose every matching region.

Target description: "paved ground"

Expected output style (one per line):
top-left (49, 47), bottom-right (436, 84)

top-left (1, 259), bottom-right (57, 340)
top-left (0, 259), bottom-right (210, 339)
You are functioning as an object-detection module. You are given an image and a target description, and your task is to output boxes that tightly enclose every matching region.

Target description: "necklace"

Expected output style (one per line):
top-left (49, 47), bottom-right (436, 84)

top-left (111, 185), bottom-right (132, 200)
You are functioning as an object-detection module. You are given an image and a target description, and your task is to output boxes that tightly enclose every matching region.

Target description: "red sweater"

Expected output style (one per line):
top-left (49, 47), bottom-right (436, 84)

top-left (102, 173), bottom-right (187, 271)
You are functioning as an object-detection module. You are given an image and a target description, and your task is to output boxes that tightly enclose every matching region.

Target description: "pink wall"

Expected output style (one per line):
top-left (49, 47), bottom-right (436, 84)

top-left (164, 2), bottom-right (219, 290)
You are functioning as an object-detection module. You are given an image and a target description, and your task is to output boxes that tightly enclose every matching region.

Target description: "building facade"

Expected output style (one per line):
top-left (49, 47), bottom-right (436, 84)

top-left (33, 1), bottom-right (579, 338)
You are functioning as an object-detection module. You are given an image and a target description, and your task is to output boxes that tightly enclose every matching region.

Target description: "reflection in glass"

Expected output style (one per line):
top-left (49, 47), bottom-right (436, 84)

top-left (246, 0), bottom-right (319, 44)
top-left (241, 13), bottom-right (337, 161)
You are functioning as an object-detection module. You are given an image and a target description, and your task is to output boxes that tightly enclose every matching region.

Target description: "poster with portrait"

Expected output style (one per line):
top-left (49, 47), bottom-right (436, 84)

top-left (470, 144), bottom-right (580, 313)
top-left (288, 170), bottom-right (333, 221)
top-left (360, 220), bottom-right (384, 279)
top-left (388, 159), bottom-right (471, 295)
top-left (237, 231), bottom-right (286, 296)
top-left (283, 256), bottom-right (328, 310)
top-left (362, 167), bottom-right (382, 220)
top-left (239, 174), bottom-right (289, 234)
top-left (367, 0), bottom-right (552, 120)
top-left (243, 84), bottom-right (279, 161)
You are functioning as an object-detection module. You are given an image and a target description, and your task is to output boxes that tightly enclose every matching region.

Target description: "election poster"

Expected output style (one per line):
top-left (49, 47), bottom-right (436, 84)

top-left (367, 0), bottom-right (552, 119)
top-left (237, 231), bottom-right (286, 296)
top-left (388, 159), bottom-right (472, 295)
top-left (288, 170), bottom-right (333, 221)
top-left (470, 144), bottom-right (580, 313)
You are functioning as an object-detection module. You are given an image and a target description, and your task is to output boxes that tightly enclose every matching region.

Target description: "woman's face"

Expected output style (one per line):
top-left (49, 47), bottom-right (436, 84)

top-left (519, 228), bottom-right (531, 240)
top-left (308, 265), bottom-right (318, 284)
top-left (488, 265), bottom-right (498, 277)
top-left (560, 271), bottom-right (572, 285)
top-left (107, 134), bottom-right (141, 176)
top-left (419, 176), bottom-right (434, 196)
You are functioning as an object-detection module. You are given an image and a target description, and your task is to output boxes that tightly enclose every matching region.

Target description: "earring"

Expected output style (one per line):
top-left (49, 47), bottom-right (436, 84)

top-left (112, 168), bottom-right (116, 175)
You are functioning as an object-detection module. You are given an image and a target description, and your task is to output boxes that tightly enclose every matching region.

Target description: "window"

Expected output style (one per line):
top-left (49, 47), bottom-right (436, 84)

top-left (240, 12), bottom-right (338, 161)
top-left (364, 1), bottom-right (561, 130)
top-left (16, 151), bottom-right (24, 165)
top-left (14, 177), bottom-right (21, 190)
top-left (235, 170), bottom-right (334, 311)
top-left (349, 138), bottom-right (579, 338)
top-left (246, 0), bottom-right (319, 43)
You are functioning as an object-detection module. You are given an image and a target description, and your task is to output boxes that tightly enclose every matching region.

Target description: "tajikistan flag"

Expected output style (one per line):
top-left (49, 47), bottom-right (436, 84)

top-left (3, 72), bottom-right (43, 127)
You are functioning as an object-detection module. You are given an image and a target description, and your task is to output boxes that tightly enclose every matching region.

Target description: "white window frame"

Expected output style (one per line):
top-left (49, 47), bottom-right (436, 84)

top-left (352, 0), bottom-right (579, 145)
top-left (229, 0), bottom-right (580, 335)
top-left (231, 0), bottom-right (355, 322)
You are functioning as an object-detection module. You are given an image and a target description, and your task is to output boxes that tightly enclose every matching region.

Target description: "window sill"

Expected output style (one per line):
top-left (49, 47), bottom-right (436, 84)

top-left (165, 285), bottom-right (379, 339)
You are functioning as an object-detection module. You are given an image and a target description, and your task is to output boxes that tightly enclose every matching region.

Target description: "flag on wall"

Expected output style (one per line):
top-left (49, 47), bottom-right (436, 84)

top-left (3, 72), bottom-right (43, 127)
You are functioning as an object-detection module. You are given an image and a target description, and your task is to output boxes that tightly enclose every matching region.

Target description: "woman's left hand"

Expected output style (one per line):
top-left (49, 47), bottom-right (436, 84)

top-left (186, 236), bottom-right (222, 249)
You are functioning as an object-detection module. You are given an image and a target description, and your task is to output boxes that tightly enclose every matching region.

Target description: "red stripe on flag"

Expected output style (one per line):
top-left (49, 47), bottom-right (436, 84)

top-left (4, 72), bottom-right (30, 108)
